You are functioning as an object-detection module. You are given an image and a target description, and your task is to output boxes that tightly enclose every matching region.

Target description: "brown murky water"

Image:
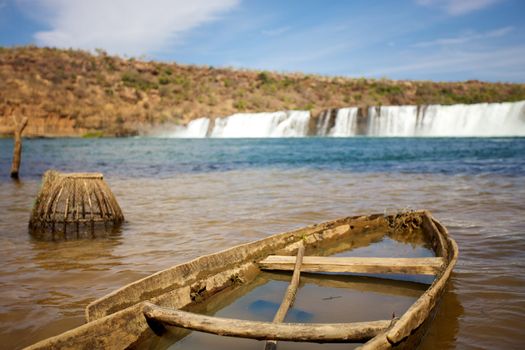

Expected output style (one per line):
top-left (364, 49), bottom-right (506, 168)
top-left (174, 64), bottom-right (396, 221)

top-left (1, 170), bottom-right (524, 349)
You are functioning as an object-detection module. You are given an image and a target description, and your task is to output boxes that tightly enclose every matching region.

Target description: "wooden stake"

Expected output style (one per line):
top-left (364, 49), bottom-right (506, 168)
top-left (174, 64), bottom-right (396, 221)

top-left (265, 243), bottom-right (305, 350)
top-left (10, 115), bottom-right (28, 179)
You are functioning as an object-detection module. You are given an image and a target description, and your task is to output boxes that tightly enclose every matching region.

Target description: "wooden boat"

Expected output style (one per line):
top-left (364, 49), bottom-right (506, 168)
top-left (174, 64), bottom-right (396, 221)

top-left (26, 210), bottom-right (458, 349)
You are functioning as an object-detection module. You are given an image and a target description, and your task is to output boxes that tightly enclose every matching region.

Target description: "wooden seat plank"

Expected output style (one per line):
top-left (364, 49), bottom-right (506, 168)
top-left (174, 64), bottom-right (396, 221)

top-left (259, 256), bottom-right (444, 275)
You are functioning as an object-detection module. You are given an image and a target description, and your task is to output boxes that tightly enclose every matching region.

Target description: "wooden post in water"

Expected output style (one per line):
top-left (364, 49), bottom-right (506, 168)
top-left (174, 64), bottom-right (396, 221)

top-left (10, 115), bottom-right (29, 179)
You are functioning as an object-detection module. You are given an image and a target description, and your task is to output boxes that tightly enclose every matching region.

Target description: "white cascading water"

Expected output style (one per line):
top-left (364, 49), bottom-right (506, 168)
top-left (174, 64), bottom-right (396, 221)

top-left (167, 101), bottom-right (524, 137)
top-left (210, 111), bottom-right (310, 138)
top-left (368, 105), bottom-right (419, 137)
top-left (329, 107), bottom-right (359, 136)
top-left (366, 101), bottom-right (525, 136)
top-left (316, 110), bottom-right (332, 136)
top-left (416, 101), bottom-right (525, 136)
top-left (169, 117), bottom-right (210, 138)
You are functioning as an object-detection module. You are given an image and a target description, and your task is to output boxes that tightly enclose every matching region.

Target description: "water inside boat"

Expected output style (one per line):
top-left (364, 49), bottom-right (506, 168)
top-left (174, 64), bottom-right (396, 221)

top-left (139, 229), bottom-right (435, 350)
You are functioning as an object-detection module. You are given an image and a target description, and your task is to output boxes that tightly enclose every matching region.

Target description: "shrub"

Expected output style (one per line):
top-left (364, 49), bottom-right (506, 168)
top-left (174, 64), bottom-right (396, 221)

top-left (82, 131), bottom-right (104, 138)
top-left (121, 72), bottom-right (157, 90)
top-left (303, 102), bottom-right (314, 110)
top-left (257, 71), bottom-right (272, 84)
top-left (158, 76), bottom-right (170, 85)
top-left (234, 99), bottom-right (247, 110)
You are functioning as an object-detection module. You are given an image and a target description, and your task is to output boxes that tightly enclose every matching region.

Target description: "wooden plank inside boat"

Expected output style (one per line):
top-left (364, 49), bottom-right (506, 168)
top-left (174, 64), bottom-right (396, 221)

top-left (265, 243), bottom-right (305, 350)
top-left (259, 256), bottom-right (444, 275)
top-left (142, 302), bottom-right (392, 343)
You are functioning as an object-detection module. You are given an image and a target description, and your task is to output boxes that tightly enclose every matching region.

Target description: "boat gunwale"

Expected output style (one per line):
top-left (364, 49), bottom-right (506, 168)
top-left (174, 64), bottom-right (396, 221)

top-left (358, 212), bottom-right (459, 349)
top-left (143, 301), bottom-right (393, 343)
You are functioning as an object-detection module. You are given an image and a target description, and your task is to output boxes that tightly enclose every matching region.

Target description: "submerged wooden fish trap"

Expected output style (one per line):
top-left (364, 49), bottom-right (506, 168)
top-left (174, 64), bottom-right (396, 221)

top-left (29, 170), bottom-right (124, 239)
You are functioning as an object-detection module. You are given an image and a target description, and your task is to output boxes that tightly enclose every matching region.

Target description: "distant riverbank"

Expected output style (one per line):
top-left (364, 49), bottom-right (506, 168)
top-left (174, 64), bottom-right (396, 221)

top-left (1, 46), bottom-right (525, 138)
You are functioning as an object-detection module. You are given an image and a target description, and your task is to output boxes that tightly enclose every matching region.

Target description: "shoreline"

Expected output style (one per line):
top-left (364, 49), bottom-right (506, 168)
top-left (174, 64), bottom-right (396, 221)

top-left (1, 100), bottom-right (524, 138)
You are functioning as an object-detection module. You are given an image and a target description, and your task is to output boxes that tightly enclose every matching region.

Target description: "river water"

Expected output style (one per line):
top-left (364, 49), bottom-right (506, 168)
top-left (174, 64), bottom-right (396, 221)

top-left (0, 137), bottom-right (524, 349)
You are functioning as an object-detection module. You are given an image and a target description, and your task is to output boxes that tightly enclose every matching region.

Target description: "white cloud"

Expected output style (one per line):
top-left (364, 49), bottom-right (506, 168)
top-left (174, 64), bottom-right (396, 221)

top-left (27, 0), bottom-right (240, 56)
top-left (360, 45), bottom-right (525, 79)
top-left (415, 0), bottom-right (501, 15)
top-left (486, 26), bottom-right (514, 37)
top-left (414, 26), bottom-right (513, 47)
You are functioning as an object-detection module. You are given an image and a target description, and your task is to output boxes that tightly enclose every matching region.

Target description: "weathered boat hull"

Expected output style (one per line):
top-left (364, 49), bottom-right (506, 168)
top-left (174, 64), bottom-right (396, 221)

top-left (25, 210), bottom-right (457, 350)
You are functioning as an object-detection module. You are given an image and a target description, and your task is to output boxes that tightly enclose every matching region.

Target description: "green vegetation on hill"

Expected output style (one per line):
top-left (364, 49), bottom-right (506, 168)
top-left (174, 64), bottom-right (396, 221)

top-left (1, 46), bottom-right (524, 136)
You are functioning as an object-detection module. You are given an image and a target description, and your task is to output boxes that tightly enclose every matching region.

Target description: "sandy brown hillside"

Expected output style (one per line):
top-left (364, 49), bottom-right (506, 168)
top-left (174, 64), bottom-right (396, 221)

top-left (1, 46), bottom-right (524, 137)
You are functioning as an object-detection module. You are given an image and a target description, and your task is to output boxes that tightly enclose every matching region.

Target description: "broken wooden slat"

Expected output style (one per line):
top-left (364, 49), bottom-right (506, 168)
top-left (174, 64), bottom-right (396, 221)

top-left (265, 243), bottom-right (305, 350)
top-left (143, 302), bottom-right (391, 343)
top-left (259, 256), bottom-right (444, 275)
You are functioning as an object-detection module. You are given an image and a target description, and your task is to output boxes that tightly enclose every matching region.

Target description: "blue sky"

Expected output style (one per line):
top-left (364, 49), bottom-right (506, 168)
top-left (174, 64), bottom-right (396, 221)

top-left (1, 0), bottom-right (524, 82)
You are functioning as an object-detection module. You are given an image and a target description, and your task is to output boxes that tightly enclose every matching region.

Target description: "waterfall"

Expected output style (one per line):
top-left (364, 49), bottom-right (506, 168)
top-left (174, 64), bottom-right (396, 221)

top-left (316, 110), bottom-right (332, 136)
top-left (416, 101), bottom-right (525, 136)
top-left (166, 101), bottom-right (524, 138)
top-left (365, 101), bottom-right (525, 137)
top-left (210, 111), bottom-right (310, 138)
top-left (368, 106), bottom-right (419, 137)
top-left (169, 117), bottom-right (210, 138)
top-left (329, 107), bottom-right (359, 136)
